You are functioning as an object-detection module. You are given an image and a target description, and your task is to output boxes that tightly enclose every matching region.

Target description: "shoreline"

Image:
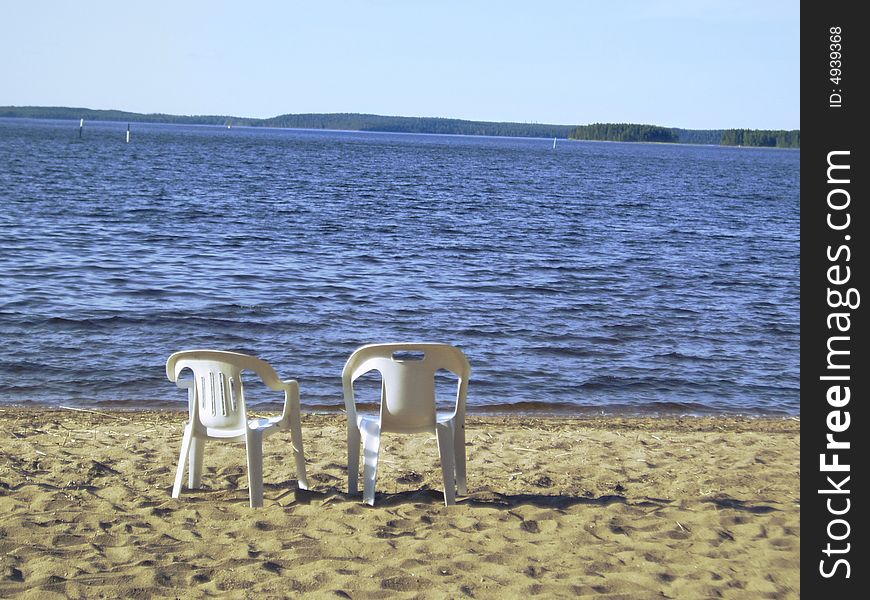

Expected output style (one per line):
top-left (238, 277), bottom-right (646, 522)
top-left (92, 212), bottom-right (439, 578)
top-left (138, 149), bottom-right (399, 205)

top-left (0, 405), bottom-right (801, 425)
top-left (0, 402), bottom-right (801, 420)
top-left (1, 408), bottom-right (799, 597)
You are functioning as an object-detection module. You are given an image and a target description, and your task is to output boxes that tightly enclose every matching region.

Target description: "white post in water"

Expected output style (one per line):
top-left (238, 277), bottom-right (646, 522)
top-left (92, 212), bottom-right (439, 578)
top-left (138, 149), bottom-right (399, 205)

top-left (126, 124), bottom-right (131, 143)
top-left (79, 118), bottom-right (84, 139)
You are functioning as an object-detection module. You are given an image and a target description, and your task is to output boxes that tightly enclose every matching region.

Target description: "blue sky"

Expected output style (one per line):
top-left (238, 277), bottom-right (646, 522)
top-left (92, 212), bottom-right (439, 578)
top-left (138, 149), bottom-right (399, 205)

top-left (1, 0), bottom-right (799, 129)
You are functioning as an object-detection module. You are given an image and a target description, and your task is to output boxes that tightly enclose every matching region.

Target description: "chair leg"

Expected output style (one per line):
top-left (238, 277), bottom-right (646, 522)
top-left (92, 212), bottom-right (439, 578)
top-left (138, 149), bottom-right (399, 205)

top-left (360, 422), bottom-right (381, 506)
top-left (245, 430), bottom-right (265, 508)
top-left (289, 411), bottom-right (308, 491)
top-left (172, 425), bottom-right (194, 499)
top-left (436, 424), bottom-right (456, 506)
top-left (347, 423), bottom-right (361, 496)
top-left (453, 421), bottom-right (467, 496)
top-left (188, 436), bottom-right (205, 489)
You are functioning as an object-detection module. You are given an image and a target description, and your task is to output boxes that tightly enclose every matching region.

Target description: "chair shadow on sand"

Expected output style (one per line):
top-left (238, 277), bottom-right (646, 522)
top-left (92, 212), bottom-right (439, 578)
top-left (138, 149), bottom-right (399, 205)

top-left (168, 480), bottom-right (780, 514)
top-left (208, 481), bottom-right (680, 511)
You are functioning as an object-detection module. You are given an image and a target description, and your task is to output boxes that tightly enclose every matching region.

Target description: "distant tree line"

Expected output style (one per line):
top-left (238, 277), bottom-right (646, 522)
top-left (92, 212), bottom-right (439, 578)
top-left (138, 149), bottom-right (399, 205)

top-left (0, 106), bottom-right (237, 126)
top-left (0, 107), bottom-right (573, 139)
top-left (567, 123), bottom-right (677, 143)
top-left (720, 129), bottom-right (800, 148)
top-left (567, 122), bottom-right (799, 148)
top-left (0, 106), bottom-right (799, 147)
top-left (670, 128), bottom-right (724, 145)
top-left (258, 113), bottom-right (576, 138)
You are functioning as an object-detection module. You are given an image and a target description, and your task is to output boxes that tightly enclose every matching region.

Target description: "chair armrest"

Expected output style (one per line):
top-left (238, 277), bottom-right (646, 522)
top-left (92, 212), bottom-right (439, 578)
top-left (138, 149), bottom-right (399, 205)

top-left (279, 379), bottom-right (300, 428)
top-left (176, 379), bottom-right (194, 390)
top-left (176, 378), bottom-right (195, 419)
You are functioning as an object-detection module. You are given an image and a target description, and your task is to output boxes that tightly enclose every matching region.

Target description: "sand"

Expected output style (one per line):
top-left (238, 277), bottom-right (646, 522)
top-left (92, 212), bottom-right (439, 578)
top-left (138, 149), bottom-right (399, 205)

top-left (0, 408), bottom-right (799, 599)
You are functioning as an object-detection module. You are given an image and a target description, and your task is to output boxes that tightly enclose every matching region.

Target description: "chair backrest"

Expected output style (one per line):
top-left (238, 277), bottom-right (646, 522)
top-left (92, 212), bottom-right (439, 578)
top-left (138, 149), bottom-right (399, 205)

top-left (342, 343), bottom-right (471, 433)
top-left (166, 350), bottom-right (283, 432)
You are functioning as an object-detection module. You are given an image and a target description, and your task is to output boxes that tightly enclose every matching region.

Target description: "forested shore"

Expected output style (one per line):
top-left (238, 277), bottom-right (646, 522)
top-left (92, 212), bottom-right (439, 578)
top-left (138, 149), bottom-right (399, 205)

top-left (1, 106), bottom-right (799, 147)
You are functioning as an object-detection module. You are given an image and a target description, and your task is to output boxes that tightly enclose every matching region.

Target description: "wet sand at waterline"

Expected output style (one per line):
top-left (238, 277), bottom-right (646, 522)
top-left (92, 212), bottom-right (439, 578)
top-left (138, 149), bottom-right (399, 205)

top-left (0, 409), bottom-right (799, 598)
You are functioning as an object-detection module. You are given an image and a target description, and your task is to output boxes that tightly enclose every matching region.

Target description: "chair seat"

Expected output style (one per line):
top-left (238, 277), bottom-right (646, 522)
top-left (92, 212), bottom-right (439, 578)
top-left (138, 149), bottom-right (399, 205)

top-left (248, 415), bottom-right (285, 432)
top-left (196, 416), bottom-right (284, 440)
top-left (356, 412), bottom-right (457, 432)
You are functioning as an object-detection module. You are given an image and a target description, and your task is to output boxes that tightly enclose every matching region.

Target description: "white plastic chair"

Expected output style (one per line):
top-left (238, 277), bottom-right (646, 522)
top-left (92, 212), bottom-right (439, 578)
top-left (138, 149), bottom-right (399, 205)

top-left (166, 350), bottom-right (308, 508)
top-left (343, 343), bottom-right (471, 506)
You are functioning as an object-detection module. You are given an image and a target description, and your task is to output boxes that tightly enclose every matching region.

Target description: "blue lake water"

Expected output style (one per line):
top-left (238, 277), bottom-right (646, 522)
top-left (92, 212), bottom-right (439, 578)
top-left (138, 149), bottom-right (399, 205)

top-left (0, 118), bottom-right (800, 415)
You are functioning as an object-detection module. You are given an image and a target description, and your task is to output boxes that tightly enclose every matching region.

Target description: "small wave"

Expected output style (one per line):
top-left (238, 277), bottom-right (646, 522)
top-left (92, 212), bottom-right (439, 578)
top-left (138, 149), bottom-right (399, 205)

top-left (651, 351), bottom-right (710, 362)
top-left (601, 323), bottom-right (654, 333)
top-left (529, 345), bottom-right (596, 357)
top-left (40, 315), bottom-right (144, 330)
top-left (579, 375), bottom-right (705, 392)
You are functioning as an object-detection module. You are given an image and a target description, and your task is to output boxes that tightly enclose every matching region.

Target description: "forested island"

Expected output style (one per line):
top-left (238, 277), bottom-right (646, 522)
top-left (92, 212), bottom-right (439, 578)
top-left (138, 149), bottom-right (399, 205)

top-left (0, 106), bottom-right (799, 148)
top-left (720, 128), bottom-right (800, 148)
top-left (568, 123), bottom-right (679, 143)
top-left (567, 123), bottom-right (800, 148)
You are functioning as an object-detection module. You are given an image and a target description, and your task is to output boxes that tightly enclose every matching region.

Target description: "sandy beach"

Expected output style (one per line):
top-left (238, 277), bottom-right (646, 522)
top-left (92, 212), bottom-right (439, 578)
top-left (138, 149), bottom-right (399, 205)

top-left (0, 408), bottom-right (799, 598)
